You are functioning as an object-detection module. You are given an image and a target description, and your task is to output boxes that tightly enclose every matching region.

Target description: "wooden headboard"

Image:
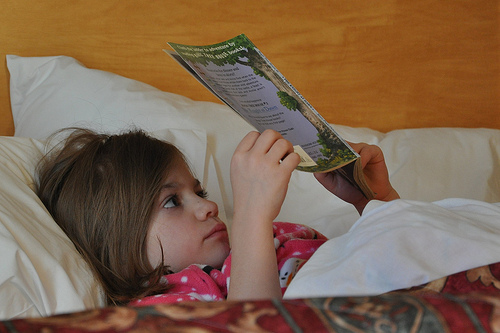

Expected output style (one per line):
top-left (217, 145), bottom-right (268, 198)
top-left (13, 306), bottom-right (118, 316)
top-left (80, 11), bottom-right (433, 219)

top-left (1, 0), bottom-right (498, 136)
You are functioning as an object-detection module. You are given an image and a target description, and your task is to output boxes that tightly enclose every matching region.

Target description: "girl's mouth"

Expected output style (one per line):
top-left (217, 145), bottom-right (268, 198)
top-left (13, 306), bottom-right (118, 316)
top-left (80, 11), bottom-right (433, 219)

top-left (205, 223), bottom-right (228, 240)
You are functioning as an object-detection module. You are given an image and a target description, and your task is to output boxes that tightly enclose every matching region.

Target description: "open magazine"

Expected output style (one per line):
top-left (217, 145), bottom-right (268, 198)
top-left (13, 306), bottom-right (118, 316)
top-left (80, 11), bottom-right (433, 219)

top-left (166, 34), bottom-right (375, 199)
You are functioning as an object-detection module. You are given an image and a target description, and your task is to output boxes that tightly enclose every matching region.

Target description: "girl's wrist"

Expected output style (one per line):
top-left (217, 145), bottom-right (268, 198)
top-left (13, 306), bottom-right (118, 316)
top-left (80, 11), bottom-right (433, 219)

top-left (378, 188), bottom-right (400, 202)
top-left (355, 187), bottom-right (400, 215)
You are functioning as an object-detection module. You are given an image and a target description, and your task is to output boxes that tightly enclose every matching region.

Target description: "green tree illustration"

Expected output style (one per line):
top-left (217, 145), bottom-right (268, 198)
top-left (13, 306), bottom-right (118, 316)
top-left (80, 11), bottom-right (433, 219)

top-left (277, 91), bottom-right (298, 111)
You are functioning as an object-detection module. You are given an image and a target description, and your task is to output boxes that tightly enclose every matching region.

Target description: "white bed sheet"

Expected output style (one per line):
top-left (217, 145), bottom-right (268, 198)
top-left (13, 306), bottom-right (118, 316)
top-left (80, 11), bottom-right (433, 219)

top-left (285, 198), bottom-right (500, 299)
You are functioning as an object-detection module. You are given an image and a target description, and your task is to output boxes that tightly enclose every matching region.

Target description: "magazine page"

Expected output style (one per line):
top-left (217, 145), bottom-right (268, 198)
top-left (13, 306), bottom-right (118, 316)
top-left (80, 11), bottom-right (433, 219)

top-left (167, 34), bottom-right (358, 173)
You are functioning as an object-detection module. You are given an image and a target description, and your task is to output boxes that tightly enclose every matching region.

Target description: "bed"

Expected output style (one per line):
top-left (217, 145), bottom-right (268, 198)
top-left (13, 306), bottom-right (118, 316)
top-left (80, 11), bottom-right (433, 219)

top-left (1, 1), bottom-right (499, 331)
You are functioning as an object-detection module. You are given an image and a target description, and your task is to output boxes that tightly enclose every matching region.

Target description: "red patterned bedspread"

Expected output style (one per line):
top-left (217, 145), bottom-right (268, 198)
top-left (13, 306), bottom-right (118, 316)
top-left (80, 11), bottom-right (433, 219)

top-left (2, 263), bottom-right (500, 332)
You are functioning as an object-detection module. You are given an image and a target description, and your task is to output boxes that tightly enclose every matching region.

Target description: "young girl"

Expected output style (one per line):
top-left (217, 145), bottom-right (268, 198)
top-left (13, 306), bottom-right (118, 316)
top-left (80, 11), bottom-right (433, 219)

top-left (36, 128), bottom-right (399, 305)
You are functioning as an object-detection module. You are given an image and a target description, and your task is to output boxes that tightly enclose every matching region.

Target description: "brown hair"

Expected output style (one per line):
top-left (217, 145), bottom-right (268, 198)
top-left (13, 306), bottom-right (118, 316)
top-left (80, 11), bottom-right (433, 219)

top-left (36, 128), bottom-right (185, 305)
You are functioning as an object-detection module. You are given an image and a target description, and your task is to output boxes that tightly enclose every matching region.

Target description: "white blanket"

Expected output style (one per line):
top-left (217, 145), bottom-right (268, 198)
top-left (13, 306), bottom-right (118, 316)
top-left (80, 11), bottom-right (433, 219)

top-left (284, 198), bottom-right (500, 299)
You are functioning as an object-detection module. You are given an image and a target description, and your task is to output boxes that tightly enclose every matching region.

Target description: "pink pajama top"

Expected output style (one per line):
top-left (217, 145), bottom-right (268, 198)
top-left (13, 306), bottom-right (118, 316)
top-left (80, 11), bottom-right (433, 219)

top-left (131, 222), bottom-right (327, 306)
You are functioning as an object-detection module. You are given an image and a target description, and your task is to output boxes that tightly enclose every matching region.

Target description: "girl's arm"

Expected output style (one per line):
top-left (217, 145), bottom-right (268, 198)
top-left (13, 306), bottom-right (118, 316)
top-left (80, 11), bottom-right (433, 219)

top-left (227, 130), bottom-right (300, 301)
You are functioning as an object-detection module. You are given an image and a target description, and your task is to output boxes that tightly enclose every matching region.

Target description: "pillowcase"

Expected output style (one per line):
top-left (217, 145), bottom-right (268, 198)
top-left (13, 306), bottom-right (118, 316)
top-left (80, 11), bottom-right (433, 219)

top-left (0, 136), bottom-right (103, 319)
top-left (0, 128), bottom-right (221, 319)
top-left (374, 127), bottom-right (500, 203)
top-left (7, 55), bottom-right (500, 233)
top-left (7, 55), bottom-right (359, 232)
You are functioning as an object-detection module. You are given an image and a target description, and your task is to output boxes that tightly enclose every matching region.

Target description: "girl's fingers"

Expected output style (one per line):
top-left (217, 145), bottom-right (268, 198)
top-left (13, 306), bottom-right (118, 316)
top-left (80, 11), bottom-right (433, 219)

top-left (234, 131), bottom-right (261, 153)
top-left (348, 142), bottom-right (384, 168)
top-left (236, 130), bottom-right (293, 159)
top-left (251, 129), bottom-right (284, 153)
top-left (280, 151), bottom-right (301, 170)
top-left (267, 137), bottom-right (294, 161)
top-left (234, 130), bottom-right (299, 171)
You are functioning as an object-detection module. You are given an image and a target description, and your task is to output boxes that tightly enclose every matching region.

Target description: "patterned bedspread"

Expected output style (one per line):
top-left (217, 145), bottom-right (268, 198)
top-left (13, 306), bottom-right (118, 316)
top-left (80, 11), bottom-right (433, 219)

top-left (2, 263), bottom-right (500, 332)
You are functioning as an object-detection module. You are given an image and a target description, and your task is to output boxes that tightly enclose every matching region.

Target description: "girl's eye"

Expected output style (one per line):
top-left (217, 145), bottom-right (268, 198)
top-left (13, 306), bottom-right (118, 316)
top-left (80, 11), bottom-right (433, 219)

top-left (197, 189), bottom-right (208, 199)
top-left (163, 195), bottom-right (179, 209)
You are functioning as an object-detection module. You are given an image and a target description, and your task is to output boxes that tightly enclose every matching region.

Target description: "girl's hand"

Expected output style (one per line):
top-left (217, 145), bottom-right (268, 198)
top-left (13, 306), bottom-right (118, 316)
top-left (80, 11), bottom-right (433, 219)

top-left (228, 130), bottom-right (300, 301)
top-left (230, 129), bottom-right (300, 224)
top-left (314, 142), bottom-right (399, 214)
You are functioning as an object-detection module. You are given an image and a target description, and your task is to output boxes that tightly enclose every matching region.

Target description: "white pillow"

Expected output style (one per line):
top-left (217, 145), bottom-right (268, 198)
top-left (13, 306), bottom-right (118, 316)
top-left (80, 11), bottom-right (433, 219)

top-left (375, 127), bottom-right (500, 203)
top-left (8, 55), bottom-right (500, 230)
top-left (7, 55), bottom-right (357, 232)
top-left (0, 136), bottom-right (103, 319)
top-left (335, 125), bottom-right (500, 201)
top-left (0, 128), bottom-right (220, 319)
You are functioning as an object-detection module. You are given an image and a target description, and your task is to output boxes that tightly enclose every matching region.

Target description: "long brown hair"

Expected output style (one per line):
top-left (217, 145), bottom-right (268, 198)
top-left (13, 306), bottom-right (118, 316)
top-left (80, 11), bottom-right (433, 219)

top-left (36, 128), bottom-right (185, 305)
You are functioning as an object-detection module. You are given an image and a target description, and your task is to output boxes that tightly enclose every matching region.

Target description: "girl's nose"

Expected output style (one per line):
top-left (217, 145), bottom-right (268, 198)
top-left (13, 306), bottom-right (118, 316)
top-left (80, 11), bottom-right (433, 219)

top-left (196, 198), bottom-right (219, 221)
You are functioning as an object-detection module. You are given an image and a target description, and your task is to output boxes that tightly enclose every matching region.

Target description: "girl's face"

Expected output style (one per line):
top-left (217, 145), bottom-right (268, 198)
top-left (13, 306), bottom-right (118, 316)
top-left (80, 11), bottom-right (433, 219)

top-left (146, 161), bottom-right (230, 273)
